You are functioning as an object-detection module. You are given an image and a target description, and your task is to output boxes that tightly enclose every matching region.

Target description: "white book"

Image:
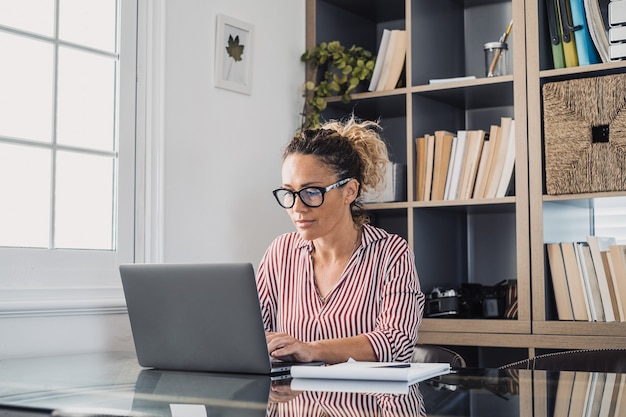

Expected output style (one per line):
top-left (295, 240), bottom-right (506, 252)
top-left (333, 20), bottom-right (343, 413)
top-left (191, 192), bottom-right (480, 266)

top-left (610, 42), bottom-right (626, 59)
top-left (587, 236), bottom-right (617, 322)
top-left (446, 130), bottom-right (467, 200)
top-left (368, 29), bottom-right (391, 91)
top-left (609, 0), bottom-right (626, 26)
top-left (290, 361), bottom-right (451, 383)
top-left (609, 25), bottom-right (626, 42)
top-left (429, 75), bottom-right (477, 85)
top-left (575, 242), bottom-right (603, 321)
top-left (443, 136), bottom-right (458, 200)
top-left (290, 377), bottom-right (413, 394)
top-left (495, 119), bottom-right (516, 198)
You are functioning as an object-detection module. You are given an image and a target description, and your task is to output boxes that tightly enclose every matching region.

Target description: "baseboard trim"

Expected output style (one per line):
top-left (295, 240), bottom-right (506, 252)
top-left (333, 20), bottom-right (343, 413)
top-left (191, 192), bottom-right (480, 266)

top-left (0, 288), bottom-right (127, 318)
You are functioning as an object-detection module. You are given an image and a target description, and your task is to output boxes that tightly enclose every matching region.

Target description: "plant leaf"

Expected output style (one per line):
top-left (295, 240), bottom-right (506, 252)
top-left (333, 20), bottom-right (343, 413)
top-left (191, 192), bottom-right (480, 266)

top-left (226, 35), bottom-right (245, 62)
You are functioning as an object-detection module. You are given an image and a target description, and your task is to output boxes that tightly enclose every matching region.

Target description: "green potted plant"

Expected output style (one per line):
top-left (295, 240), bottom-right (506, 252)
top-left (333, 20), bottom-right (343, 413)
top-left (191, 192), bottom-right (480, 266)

top-left (300, 41), bottom-right (375, 129)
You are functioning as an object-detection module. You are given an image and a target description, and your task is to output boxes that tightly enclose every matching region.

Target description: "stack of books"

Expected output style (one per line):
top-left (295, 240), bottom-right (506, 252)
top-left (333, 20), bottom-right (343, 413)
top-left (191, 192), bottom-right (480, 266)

top-left (610, 0), bottom-right (626, 59)
top-left (368, 29), bottom-right (407, 92)
top-left (415, 117), bottom-right (515, 202)
top-left (546, 237), bottom-right (626, 321)
top-left (544, 0), bottom-right (609, 68)
top-left (553, 372), bottom-right (625, 417)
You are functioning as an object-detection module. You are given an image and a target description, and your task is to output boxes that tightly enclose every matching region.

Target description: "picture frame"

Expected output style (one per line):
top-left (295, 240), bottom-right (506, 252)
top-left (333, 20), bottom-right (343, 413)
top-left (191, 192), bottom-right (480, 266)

top-left (214, 14), bottom-right (254, 95)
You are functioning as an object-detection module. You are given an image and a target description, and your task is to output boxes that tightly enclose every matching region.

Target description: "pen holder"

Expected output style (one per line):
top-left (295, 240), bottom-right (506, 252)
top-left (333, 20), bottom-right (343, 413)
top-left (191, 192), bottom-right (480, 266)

top-left (484, 41), bottom-right (508, 77)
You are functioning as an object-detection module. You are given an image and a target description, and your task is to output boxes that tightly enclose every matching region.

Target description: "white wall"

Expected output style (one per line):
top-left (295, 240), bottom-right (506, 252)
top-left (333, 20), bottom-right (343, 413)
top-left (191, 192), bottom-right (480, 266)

top-left (162, 0), bottom-right (302, 265)
top-left (0, 0), bottom-right (304, 358)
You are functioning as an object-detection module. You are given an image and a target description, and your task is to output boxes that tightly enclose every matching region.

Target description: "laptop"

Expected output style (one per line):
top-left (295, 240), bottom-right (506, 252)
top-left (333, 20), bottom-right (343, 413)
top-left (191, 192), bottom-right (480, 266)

top-left (119, 262), bottom-right (322, 376)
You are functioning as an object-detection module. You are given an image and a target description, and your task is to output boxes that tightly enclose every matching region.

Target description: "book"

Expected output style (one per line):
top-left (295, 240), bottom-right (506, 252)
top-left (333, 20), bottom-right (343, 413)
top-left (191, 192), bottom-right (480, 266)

top-left (571, 0), bottom-right (602, 65)
top-left (546, 243), bottom-right (575, 320)
top-left (290, 377), bottom-right (413, 394)
top-left (443, 136), bottom-right (458, 200)
top-left (609, 42), bottom-right (626, 59)
top-left (569, 372), bottom-right (592, 417)
top-left (585, 0), bottom-right (611, 62)
top-left (559, 0), bottom-right (580, 67)
top-left (457, 130), bottom-right (485, 200)
top-left (415, 136), bottom-right (428, 201)
top-left (602, 249), bottom-right (625, 321)
top-left (428, 75), bottom-right (477, 84)
top-left (368, 29), bottom-right (391, 91)
top-left (609, 0), bottom-right (626, 25)
top-left (445, 130), bottom-right (467, 200)
top-left (485, 117), bottom-right (513, 198)
top-left (547, 0), bottom-right (566, 68)
top-left (598, 373), bottom-right (618, 417)
top-left (473, 125), bottom-right (499, 199)
top-left (495, 119), bottom-right (516, 198)
top-left (553, 371), bottom-right (575, 417)
top-left (561, 241), bottom-right (591, 321)
top-left (423, 134), bottom-right (435, 201)
top-left (576, 241), bottom-right (606, 321)
top-left (587, 236), bottom-right (617, 322)
top-left (431, 130), bottom-right (454, 201)
top-left (290, 360), bottom-right (451, 383)
top-left (376, 30), bottom-right (407, 92)
top-left (381, 30), bottom-right (407, 91)
top-left (585, 372), bottom-right (606, 417)
top-left (609, 25), bottom-right (626, 42)
top-left (608, 244), bottom-right (626, 321)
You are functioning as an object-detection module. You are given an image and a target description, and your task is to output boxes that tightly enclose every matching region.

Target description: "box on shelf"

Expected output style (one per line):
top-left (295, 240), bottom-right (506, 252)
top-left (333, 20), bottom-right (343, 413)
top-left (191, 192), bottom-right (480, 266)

top-left (542, 73), bottom-right (626, 195)
top-left (362, 162), bottom-right (406, 203)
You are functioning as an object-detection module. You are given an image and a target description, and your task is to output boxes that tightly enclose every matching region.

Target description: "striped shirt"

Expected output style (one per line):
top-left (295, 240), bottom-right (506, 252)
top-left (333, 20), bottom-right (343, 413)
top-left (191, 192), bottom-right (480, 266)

top-left (257, 224), bottom-right (424, 362)
top-left (268, 384), bottom-right (425, 417)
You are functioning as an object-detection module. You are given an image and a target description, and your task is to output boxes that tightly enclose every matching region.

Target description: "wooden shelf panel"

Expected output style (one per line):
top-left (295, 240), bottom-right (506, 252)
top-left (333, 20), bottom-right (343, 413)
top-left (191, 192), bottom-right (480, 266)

top-left (421, 318), bottom-right (530, 334)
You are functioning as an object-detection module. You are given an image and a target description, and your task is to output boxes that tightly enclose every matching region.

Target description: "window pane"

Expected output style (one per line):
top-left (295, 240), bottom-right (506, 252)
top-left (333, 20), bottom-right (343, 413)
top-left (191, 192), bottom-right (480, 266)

top-left (55, 151), bottom-right (115, 250)
top-left (0, 0), bottom-right (55, 37)
top-left (0, 32), bottom-right (53, 143)
top-left (0, 143), bottom-right (51, 248)
top-left (59, 0), bottom-right (116, 53)
top-left (594, 197), bottom-right (626, 244)
top-left (56, 47), bottom-right (116, 151)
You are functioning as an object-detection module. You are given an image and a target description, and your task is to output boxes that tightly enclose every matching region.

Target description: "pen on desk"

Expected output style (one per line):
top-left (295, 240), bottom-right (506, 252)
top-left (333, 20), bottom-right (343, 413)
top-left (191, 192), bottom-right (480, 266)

top-left (488, 19), bottom-right (513, 77)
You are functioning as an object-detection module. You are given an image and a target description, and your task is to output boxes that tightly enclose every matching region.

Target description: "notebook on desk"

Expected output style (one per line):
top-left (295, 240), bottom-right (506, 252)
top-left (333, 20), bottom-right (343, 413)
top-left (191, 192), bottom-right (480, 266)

top-left (119, 262), bottom-right (322, 376)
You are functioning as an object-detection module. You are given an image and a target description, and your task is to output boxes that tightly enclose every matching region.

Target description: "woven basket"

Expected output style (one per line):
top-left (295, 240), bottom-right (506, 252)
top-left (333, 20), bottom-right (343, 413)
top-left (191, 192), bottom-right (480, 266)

top-left (543, 73), bottom-right (626, 195)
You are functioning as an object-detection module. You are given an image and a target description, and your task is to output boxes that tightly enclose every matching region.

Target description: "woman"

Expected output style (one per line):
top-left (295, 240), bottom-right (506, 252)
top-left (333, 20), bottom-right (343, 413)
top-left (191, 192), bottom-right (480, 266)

top-left (257, 116), bottom-right (424, 365)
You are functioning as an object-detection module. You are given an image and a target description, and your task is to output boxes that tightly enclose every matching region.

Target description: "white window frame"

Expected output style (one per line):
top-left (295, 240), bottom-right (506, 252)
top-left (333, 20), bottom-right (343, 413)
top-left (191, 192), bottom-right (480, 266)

top-left (0, 0), bottom-right (161, 317)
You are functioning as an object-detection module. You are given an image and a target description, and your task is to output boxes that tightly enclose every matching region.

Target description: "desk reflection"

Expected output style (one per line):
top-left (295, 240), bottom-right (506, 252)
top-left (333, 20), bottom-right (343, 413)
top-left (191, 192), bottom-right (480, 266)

top-left (269, 380), bottom-right (425, 416)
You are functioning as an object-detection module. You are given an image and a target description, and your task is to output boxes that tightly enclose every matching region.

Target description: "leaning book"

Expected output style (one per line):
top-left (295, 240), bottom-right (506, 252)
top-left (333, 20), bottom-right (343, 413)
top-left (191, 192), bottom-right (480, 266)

top-left (290, 360), bottom-right (451, 384)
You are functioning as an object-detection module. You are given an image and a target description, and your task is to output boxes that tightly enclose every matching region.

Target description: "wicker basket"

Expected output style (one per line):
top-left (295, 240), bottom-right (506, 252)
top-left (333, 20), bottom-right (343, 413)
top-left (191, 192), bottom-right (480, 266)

top-left (543, 73), bottom-right (626, 195)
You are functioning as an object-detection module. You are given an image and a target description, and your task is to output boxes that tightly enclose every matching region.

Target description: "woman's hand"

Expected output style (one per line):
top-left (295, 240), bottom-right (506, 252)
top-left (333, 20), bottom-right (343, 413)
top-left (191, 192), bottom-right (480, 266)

top-left (266, 331), bottom-right (316, 363)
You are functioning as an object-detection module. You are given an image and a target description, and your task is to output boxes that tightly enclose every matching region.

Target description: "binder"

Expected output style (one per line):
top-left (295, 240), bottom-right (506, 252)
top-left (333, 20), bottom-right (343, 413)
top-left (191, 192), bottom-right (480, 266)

top-left (558, 0), bottom-right (580, 67)
top-left (547, 0), bottom-right (566, 68)
top-left (570, 0), bottom-right (601, 65)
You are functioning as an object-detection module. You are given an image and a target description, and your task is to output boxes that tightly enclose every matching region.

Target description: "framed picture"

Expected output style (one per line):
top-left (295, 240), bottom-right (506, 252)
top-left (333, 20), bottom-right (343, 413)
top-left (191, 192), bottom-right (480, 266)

top-left (214, 14), bottom-right (254, 95)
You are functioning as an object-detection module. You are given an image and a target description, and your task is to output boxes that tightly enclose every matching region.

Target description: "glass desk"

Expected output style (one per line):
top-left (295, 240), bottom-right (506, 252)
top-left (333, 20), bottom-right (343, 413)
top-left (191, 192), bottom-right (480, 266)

top-left (0, 351), bottom-right (623, 417)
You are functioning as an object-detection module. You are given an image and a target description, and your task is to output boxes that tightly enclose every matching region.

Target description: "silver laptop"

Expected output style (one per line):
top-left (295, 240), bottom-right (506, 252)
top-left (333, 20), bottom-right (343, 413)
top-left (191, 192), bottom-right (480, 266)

top-left (120, 262), bottom-right (321, 376)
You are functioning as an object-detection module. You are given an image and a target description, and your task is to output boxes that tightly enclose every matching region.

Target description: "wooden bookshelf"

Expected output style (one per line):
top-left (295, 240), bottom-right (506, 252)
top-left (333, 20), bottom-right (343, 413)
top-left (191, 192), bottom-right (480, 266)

top-left (306, 0), bottom-right (626, 365)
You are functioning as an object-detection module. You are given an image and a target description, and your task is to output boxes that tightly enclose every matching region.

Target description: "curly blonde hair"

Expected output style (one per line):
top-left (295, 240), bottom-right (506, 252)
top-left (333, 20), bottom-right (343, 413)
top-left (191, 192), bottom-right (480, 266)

top-left (284, 115), bottom-right (390, 225)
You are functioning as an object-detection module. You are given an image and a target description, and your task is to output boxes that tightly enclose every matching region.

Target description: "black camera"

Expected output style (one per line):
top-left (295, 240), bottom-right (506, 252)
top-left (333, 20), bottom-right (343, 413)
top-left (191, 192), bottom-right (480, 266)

top-left (425, 287), bottom-right (462, 318)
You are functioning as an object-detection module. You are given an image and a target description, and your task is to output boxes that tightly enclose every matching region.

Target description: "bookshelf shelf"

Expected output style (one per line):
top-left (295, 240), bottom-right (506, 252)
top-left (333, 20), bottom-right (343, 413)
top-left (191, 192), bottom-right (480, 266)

top-left (526, 0), bottom-right (626, 350)
top-left (308, 0), bottom-right (626, 365)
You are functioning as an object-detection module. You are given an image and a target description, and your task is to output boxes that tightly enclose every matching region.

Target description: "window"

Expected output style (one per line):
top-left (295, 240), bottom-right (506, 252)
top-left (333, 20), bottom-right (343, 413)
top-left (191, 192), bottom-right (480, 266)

top-left (594, 197), bottom-right (626, 245)
top-left (0, 0), bottom-right (137, 289)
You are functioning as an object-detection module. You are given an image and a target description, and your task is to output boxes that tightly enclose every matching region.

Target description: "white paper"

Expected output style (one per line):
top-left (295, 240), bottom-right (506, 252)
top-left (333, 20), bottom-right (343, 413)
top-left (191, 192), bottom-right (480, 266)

top-left (290, 361), bottom-right (450, 383)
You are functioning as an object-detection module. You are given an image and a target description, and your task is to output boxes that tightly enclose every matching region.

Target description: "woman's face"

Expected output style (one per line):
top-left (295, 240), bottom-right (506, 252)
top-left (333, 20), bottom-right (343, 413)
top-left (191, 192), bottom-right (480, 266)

top-left (280, 153), bottom-right (357, 241)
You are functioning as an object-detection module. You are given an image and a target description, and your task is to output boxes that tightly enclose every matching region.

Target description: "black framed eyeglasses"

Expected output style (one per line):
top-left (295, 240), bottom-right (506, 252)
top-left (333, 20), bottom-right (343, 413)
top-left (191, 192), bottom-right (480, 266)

top-left (272, 178), bottom-right (353, 209)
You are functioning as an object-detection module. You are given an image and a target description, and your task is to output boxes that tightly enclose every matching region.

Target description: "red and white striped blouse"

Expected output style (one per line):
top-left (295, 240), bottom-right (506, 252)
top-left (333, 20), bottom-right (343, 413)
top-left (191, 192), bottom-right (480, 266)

top-left (257, 224), bottom-right (424, 362)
